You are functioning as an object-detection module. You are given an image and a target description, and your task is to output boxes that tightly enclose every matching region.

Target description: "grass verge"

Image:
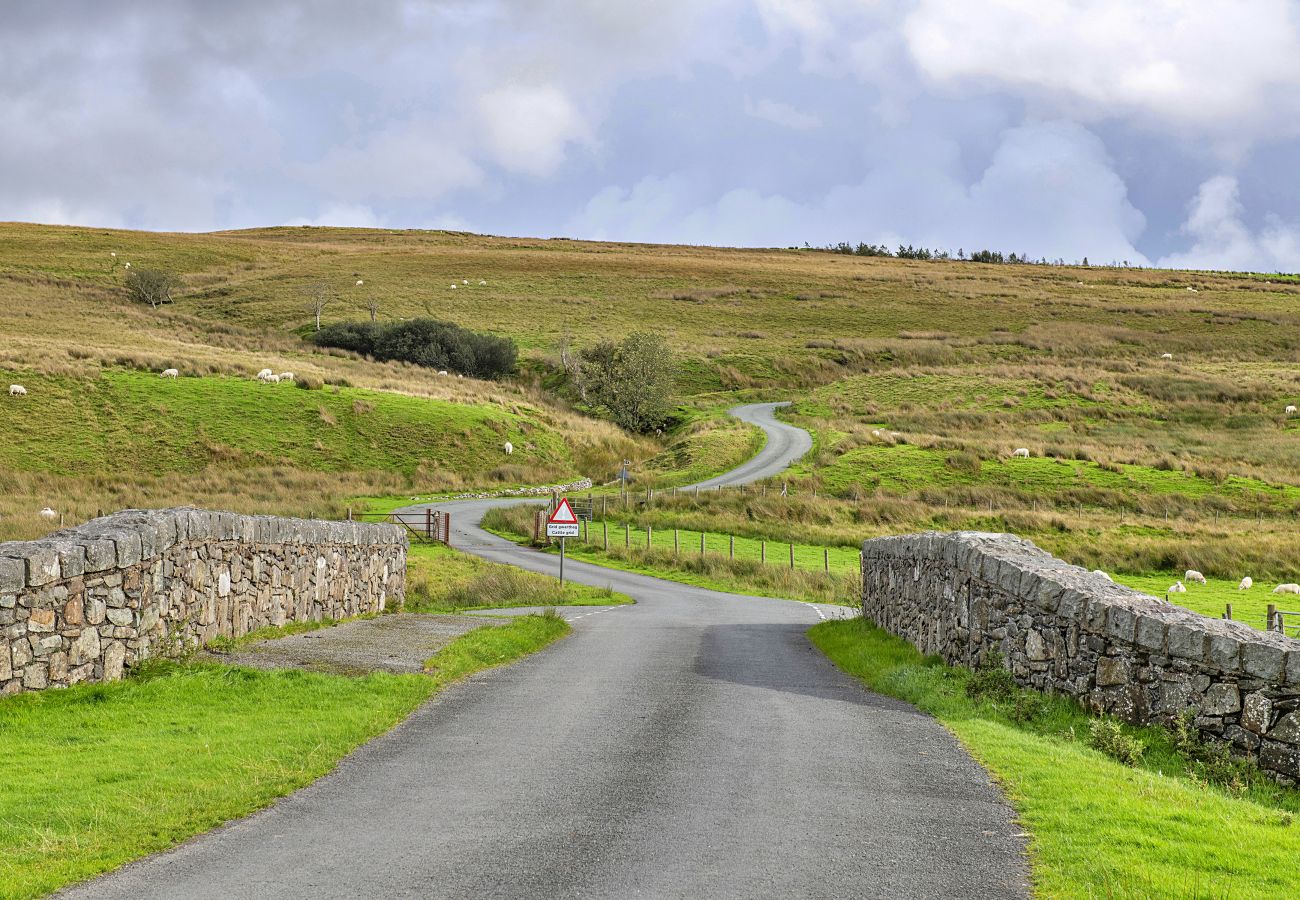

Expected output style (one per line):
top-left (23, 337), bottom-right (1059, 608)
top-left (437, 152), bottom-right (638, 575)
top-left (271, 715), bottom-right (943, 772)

top-left (0, 614), bottom-right (568, 899)
top-left (809, 619), bottom-right (1300, 898)
top-left (404, 542), bottom-right (633, 611)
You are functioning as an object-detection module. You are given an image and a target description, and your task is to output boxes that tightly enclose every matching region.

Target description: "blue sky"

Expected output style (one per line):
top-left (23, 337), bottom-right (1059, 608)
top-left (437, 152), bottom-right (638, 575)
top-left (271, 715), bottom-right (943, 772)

top-left (4, 0), bottom-right (1300, 270)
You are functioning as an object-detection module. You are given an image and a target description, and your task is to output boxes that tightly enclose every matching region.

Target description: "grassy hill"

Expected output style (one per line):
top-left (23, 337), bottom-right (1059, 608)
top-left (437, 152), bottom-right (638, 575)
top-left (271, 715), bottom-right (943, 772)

top-left (2, 221), bottom-right (1298, 595)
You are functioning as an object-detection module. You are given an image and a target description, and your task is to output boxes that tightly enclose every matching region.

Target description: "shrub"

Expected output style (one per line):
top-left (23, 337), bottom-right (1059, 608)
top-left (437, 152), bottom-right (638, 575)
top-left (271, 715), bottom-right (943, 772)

top-left (1086, 719), bottom-right (1146, 766)
top-left (965, 654), bottom-right (1018, 703)
top-left (313, 318), bottom-right (517, 379)
top-left (125, 268), bottom-right (180, 309)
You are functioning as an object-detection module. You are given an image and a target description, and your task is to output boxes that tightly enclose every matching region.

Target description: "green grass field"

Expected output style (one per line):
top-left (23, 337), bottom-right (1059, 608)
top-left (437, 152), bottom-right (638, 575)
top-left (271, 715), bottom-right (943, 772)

top-left (811, 619), bottom-right (1300, 898)
top-left (0, 614), bottom-right (567, 900)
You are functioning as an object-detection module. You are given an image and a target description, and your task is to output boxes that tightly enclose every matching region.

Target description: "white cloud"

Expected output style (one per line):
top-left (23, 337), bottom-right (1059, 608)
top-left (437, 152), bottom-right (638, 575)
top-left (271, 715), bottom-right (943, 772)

top-left (903, 0), bottom-right (1300, 141)
top-left (477, 85), bottom-right (592, 177)
top-left (303, 120), bottom-right (484, 202)
top-left (743, 96), bottom-right (821, 130)
top-left (285, 203), bottom-right (383, 228)
top-left (1158, 175), bottom-right (1300, 272)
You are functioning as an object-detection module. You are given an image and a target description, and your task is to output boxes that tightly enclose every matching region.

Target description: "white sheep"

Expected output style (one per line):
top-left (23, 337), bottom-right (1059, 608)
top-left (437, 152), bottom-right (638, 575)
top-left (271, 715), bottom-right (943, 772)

top-left (279, 372), bottom-right (295, 382)
top-left (1183, 569), bottom-right (1207, 585)
top-left (1186, 286), bottom-right (1198, 293)
top-left (1012, 448), bottom-right (1030, 458)
top-left (160, 368), bottom-right (178, 379)
top-left (1092, 570), bottom-right (1112, 582)
top-left (259, 372), bottom-right (281, 384)
top-left (457, 374), bottom-right (463, 379)
top-left (437, 370), bottom-right (448, 376)
top-left (1160, 353), bottom-right (1174, 360)
top-left (9, 384), bottom-right (27, 396)
top-left (256, 368), bottom-right (273, 379)
top-left (1238, 577), bottom-right (1253, 590)
top-left (504, 441), bottom-right (514, 456)
top-left (1168, 580), bottom-right (1187, 593)
top-left (478, 280), bottom-right (487, 285)
top-left (1286, 405), bottom-right (1297, 415)
top-left (462, 279), bottom-right (469, 285)
top-left (39, 507), bottom-right (56, 521)
top-left (1273, 583), bottom-right (1300, 595)
top-left (450, 284), bottom-right (458, 289)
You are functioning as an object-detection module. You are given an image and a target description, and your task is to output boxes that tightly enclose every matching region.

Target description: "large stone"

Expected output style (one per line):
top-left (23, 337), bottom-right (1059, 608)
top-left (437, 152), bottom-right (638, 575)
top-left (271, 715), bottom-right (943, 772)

top-left (1096, 656), bottom-right (1132, 687)
top-left (1241, 642), bottom-right (1285, 682)
top-left (102, 641), bottom-right (126, 681)
top-left (27, 608), bottom-right (55, 633)
top-left (1269, 711), bottom-right (1300, 745)
top-left (1201, 682), bottom-right (1241, 716)
top-left (105, 607), bottom-right (134, 627)
top-left (1241, 691), bottom-right (1273, 735)
top-left (23, 548), bottom-right (60, 586)
top-left (0, 557), bottom-right (23, 593)
top-left (22, 662), bottom-right (48, 690)
top-left (1260, 740), bottom-right (1300, 779)
top-left (0, 639), bottom-right (10, 681)
top-left (1025, 630), bottom-right (1051, 661)
top-left (69, 627), bottom-right (101, 666)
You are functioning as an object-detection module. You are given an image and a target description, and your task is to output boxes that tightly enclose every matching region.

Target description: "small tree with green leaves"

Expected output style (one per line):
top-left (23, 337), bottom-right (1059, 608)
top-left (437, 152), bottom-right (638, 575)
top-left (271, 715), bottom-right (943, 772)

top-left (125, 268), bottom-right (180, 309)
top-left (577, 332), bottom-right (675, 433)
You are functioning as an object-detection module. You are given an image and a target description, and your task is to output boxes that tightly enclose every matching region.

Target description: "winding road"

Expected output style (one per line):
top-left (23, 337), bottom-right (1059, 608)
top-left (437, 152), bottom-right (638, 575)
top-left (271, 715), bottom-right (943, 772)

top-left (64, 403), bottom-right (1028, 899)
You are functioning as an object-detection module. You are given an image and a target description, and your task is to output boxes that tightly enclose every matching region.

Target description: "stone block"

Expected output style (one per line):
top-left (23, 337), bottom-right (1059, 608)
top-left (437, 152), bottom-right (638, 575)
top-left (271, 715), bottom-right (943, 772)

top-left (69, 627), bottom-right (101, 666)
top-left (1096, 655), bottom-right (1132, 687)
top-left (1134, 616), bottom-right (1167, 653)
top-left (1269, 710), bottom-right (1300, 745)
top-left (1106, 607), bottom-right (1137, 644)
top-left (0, 639), bottom-right (10, 681)
top-left (102, 641), bottom-right (125, 681)
top-left (1202, 682), bottom-right (1240, 715)
top-left (27, 608), bottom-right (55, 633)
top-left (1209, 635), bottom-right (1240, 674)
top-left (82, 539), bottom-right (117, 572)
top-left (1025, 629), bottom-right (1051, 661)
top-left (22, 547), bottom-right (60, 586)
top-left (1260, 740), bottom-right (1300, 778)
top-left (1166, 624), bottom-right (1209, 663)
top-left (0, 557), bottom-right (26, 593)
top-left (1242, 691), bottom-right (1273, 735)
top-left (22, 662), bottom-right (48, 690)
top-left (106, 607), bottom-right (134, 627)
top-left (1241, 641), bottom-right (1285, 682)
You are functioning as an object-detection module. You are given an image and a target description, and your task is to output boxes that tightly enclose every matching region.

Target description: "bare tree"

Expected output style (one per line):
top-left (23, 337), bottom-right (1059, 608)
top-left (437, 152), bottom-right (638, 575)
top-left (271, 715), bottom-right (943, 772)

top-left (302, 283), bottom-right (333, 331)
top-left (125, 269), bottom-right (180, 310)
top-left (367, 298), bottom-right (381, 322)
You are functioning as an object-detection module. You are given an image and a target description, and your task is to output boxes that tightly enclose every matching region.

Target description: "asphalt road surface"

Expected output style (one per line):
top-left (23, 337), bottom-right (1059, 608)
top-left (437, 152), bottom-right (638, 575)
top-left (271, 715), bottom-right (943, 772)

top-left (63, 404), bottom-right (1028, 899)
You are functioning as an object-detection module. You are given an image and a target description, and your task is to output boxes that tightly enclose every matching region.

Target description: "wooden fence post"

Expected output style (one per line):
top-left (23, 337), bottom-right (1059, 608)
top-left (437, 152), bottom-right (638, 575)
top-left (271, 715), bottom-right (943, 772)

top-left (824, 548), bottom-right (829, 573)
top-left (1224, 602), bottom-right (1233, 621)
top-left (603, 521), bottom-right (608, 551)
top-left (347, 506), bottom-right (353, 521)
top-left (674, 529), bottom-right (679, 556)
top-left (700, 532), bottom-right (705, 556)
top-left (729, 535), bottom-right (734, 560)
top-left (625, 522), bottom-right (630, 548)
top-left (425, 508), bottom-right (433, 540)
top-left (443, 512), bottom-right (451, 544)
top-left (647, 525), bottom-right (652, 550)
top-left (760, 540), bottom-right (766, 564)
top-left (1268, 603), bottom-right (1278, 632)
top-left (789, 543), bottom-right (794, 570)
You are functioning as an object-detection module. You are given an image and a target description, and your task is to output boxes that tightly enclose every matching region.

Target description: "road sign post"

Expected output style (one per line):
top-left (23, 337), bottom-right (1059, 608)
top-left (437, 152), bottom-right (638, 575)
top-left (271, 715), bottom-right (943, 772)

top-left (546, 498), bottom-right (581, 585)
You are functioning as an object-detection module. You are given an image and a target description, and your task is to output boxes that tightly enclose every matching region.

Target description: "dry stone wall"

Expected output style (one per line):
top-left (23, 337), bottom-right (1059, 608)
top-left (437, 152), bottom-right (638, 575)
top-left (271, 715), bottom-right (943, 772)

top-left (861, 531), bottom-right (1300, 782)
top-left (0, 508), bottom-right (406, 694)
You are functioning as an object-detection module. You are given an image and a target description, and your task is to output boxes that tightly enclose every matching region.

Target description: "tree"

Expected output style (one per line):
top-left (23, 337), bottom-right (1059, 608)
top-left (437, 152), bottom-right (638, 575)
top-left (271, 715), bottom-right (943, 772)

top-left (576, 332), bottom-right (675, 433)
top-left (366, 298), bottom-right (381, 322)
top-left (302, 283), bottom-right (334, 331)
top-left (125, 268), bottom-right (180, 309)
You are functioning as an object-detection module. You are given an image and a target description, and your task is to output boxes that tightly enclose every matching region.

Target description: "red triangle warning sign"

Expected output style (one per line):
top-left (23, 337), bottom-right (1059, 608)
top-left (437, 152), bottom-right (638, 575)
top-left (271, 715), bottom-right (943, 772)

top-left (547, 498), bottom-right (579, 525)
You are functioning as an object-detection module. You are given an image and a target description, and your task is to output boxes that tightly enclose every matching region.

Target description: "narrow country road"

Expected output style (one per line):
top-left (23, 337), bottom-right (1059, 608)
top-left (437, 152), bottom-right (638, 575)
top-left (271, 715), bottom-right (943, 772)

top-left (63, 403), bottom-right (1028, 900)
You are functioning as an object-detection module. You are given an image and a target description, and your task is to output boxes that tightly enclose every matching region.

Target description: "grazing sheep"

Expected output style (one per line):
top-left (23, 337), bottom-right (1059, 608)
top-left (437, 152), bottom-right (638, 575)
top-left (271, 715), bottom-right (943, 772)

top-left (1012, 447), bottom-right (1030, 458)
top-left (1239, 577), bottom-right (1253, 590)
top-left (1186, 286), bottom-right (1198, 292)
top-left (39, 507), bottom-right (56, 521)
top-left (504, 441), bottom-right (514, 455)
top-left (256, 368), bottom-right (273, 379)
top-left (1184, 569), bottom-right (1207, 585)
top-left (1160, 352), bottom-right (1174, 360)
top-left (279, 372), bottom-right (294, 382)
top-left (450, 283), bottom-right (457, 289)
top-left (1287, 405), bottom-right (1298, 414)
top-left (160, 368), bottom-right (178, 379)
top-left (1168, 581), bottom-right (1187, 593)
top-left (1092, 570), bottom-right (1112, 582)
top-left (1273, 583), bottom-right (1300, 595)
top-left (462, 279), bottom-right (469, 285)
top-left (259, 372), bottom-right (280, 384)
top-left (457, 374), bottom-right (463, 378)
top-left (479, 280), bottom-right (487, 285)
top-left (8, 384), bottom-right (27, 396)
top-left (437, 370), bottom-right (448, 376)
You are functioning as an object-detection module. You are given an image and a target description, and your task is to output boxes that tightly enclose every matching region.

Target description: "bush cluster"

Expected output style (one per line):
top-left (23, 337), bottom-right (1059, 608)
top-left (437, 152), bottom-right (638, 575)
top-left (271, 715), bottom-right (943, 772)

top-left (312, 318), bottom-right (517, 379)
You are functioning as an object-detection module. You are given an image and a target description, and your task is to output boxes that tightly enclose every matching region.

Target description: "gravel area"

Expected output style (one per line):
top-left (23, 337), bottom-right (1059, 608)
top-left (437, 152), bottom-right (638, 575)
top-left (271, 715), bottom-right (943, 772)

top-left (201, 613), bottom-right (502, 675)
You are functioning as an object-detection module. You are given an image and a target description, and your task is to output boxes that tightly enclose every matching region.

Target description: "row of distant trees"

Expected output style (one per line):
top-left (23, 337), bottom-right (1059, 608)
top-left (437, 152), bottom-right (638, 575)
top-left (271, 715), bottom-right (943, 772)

top-left (817, 241), bottom-right (1109, 267)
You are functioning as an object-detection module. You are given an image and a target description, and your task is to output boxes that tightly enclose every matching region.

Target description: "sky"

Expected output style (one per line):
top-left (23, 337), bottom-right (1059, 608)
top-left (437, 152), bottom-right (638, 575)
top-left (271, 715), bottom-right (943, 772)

top-left (4, 0), bottom-right (1300, 271)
